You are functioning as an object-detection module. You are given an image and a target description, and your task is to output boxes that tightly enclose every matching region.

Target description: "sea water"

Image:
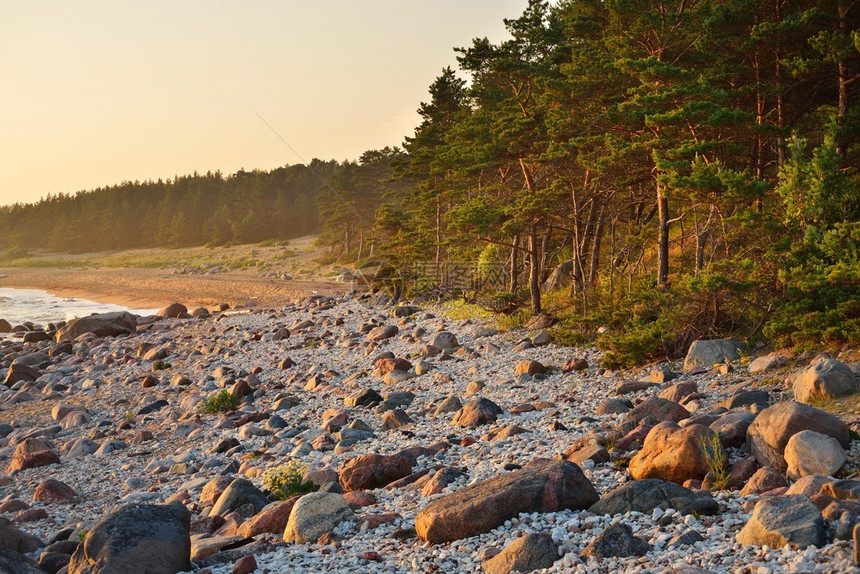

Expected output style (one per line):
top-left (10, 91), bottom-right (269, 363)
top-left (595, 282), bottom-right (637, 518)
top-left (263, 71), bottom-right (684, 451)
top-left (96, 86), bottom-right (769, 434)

top-left (0, 287), bottom-right (159, 326)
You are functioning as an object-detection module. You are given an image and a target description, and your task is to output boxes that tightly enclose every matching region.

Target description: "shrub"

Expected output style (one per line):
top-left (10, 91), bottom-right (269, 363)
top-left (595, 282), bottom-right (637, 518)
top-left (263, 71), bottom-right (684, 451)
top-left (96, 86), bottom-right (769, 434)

top-left (199, 390), bottom-right (240, 414)
top-left (152, 361), bottom-right (172, 371)
top-left (261, 460), bottom-right (319, 500)
top-left (699, 433), bottom-right (728, 491)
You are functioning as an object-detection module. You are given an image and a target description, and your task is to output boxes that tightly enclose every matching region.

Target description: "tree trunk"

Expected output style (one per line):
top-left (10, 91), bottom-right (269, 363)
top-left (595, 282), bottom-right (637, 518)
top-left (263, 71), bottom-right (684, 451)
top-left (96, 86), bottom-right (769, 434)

top-left (528, 223), bottom-right (542, 315)
top-left (344, 224), bottom-right (352, 256)
top-left (836, 0), bottom-right (849, 157)
top-left (539, 225), bottom-right (552, 282)
top-left (435, 194), bottom-right (443, 277)
top-left (657, 184), bottom-right (670, 285)
top-left (588, 207), bottom-right (605, 286)
top-left (509, 235), bottom-right (520, 293)
top-left (695, 230), bottom-right (707, 278)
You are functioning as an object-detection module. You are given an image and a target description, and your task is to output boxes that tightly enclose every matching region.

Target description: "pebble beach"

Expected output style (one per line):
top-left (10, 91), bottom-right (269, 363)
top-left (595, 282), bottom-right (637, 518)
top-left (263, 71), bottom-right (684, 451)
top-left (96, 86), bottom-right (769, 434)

top-left (1, 290), bottom-right (860, 574)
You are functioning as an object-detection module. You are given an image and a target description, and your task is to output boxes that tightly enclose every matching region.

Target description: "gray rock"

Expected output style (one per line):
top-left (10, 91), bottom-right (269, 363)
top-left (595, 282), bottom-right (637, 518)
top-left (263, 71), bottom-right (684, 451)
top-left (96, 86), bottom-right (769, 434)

top-left (589, 479), bottom-right (719, 516)
top-left (95, 440), bottom-right (126, 456)
top-left (789, 357), bottom-right (859, 404)
top-left (68, 503), bottom-right (190, 574)
top-left (667, 530), bottom-right (704, 548)
top-left (434, 396), bottom-right (462, 416)
top-left (0, 518), bottom-right (44, 553)
top-left (64, 438), bottom-right (98, 458)
top-left (210, 478), bottom-right (268, 517)
top-left (736, 495), bottom-right (825, 549)
top-left (683, 339), bottom-right (745, 372)
top-left (431, 331), bottom-right (459, 349)
top-left (0, 548), bottom-right (45, 574)
top-left (283, 492), bottom-right (354, 543)
top-left (748, 353), bottom-right (787, 374)
top-left (746, 401), bottom-right (850, 473)
top-left (784, 430), bottom-right (847, 480)
top-left (710, 411), bottom-right (756, 448)
top-left (720, 390), bottom-right (769, 410)
top-left (582, 523), bottom-right (651, 559)
top-left (483, 532), bottom-right (558, 574)
top-left (596, 398), bottom-right (633, 415)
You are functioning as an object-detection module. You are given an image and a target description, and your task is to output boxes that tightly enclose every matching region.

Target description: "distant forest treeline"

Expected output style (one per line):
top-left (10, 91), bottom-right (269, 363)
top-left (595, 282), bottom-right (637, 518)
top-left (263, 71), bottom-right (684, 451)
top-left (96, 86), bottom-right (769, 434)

top-left (2, 0), bottom-right (859, 361)
top-left (0, 161), bottom-right (339, 252)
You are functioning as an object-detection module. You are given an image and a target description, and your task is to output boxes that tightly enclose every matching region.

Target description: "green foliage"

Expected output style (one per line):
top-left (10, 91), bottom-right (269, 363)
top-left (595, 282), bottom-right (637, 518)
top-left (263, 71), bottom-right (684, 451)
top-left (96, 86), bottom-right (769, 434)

top-left (152, 361), bottom-right (172, 371)
top-left (0, 164), bottom-right (333, 252)
top-left (199, 390), bottom-right (240, 414)
top-left (261, 460), bottom-right (319, 500)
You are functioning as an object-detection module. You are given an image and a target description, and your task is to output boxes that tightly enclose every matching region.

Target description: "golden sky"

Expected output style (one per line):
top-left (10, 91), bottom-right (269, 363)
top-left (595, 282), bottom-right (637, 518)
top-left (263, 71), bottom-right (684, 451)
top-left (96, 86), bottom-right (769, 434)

top-left (0, 0), bottom-right (527, 206)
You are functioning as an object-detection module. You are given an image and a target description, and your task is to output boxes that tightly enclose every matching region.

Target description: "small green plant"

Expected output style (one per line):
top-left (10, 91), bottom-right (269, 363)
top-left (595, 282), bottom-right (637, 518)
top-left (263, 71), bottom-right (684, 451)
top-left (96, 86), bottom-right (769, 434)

top-left (261, 460), bottom-right (319, 500)
top-left (199, 390), bottom-right (240, 414)
top-left (153, 361), bottom-right (172, 371)
top-left (77, 529), bottom-right (89, 542)
top-left (699, 433), bottom-right (729, 491)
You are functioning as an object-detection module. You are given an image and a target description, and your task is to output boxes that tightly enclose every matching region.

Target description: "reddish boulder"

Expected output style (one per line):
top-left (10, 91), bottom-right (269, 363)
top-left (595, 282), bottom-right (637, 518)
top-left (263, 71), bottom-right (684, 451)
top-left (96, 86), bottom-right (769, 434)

top-left (339, 454), bottom-right (412, 492)
top-left (621, 397), bottom-right (690, 434)
top-left (33, 479), bottom-right (77, 504)
top-left (236, 497), bottom-right (299, 538)
top-left (629, 422), bottom-right (725, 484)
top-left (157, 303), bottom-right (188, 318)
top-left (415, 459), bottom-right (598, 543)
top-left (6, 439), bottom-right (59, 473)
top-left (515, 360), bottom-right (546, 376)
top-left (452, 397), bottom-right (502, 428)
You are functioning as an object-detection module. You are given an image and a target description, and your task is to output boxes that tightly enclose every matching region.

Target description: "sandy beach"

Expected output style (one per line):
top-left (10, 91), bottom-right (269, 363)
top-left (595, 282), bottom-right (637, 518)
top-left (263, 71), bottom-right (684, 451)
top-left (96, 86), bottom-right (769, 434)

top-left (0, 266), bottom-right (348, 310)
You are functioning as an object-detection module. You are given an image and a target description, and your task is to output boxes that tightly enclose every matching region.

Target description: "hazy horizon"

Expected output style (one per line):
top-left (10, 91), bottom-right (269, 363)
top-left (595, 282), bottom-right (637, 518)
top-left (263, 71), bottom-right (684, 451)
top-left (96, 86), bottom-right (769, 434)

top-left (0, 0), bottom-right (527, 207)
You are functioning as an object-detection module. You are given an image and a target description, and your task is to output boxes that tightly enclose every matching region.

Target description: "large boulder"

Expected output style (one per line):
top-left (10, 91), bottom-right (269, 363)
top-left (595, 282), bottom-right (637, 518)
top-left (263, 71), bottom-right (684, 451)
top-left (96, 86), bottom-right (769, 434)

top-left (746, 401), bottom-right (850, 473)
top-left (789, 357), bottom-right (859, 404)
top-left (784, 430), bottom-right (847, 480)
top-left (452, 397), bottom-right (503, 428)
top-left (68, 503), bottom-right (191, 574)
top-left (683, 339), bottom-right (745, 372)
top-left (483, 532), bottom-right (558, 574)
top-left (55, 312), bottom-right (137, 343)
top-left (736, 495), bottom-right (826, 549)
top-left (156, 303), bottom-right (187, 318)
top-left (237, 497), bottom-right (299, 538)
top-left (739, 468), bottom-right (788, 496)
top-left (6, 438), bottom-right (60, 473)
top-left (0, 548), bottom-right (45, 574)
top-left (589, 479), bottom-right (719, 516)
top-left (210, 478), bottom-right (268, 517)
top-left (431, 331), bottom-right (459, 350)
top-left (710, 411), bottom-right (756, 448)
top-left (620, 397), bottom-right (689, 434)
top-left (629, 422), bottom-right (725, 484)
top-left (748, 353), bottom-right (787, 374)
top-left (0, 518), bottom-right (43, 553)
top-left (283, 492), bottom-right (354, 543)
top-left (415, 459), bottom-right (598, 543)
top-left (338, 454), bottom-right (412, 492)
top-left (366, 325), bottom-right (398, 342)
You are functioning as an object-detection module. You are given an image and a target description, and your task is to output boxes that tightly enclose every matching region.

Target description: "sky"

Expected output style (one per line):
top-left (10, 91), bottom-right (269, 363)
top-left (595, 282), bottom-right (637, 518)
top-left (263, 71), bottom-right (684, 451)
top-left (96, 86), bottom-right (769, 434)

top-left (0, 0), bottom-right (528, 206)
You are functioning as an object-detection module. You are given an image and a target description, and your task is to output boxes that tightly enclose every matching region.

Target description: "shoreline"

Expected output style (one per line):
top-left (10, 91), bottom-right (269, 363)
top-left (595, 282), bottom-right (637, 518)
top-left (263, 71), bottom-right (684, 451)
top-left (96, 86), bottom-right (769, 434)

top-left (0, 266), bottom-right (349, 311)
